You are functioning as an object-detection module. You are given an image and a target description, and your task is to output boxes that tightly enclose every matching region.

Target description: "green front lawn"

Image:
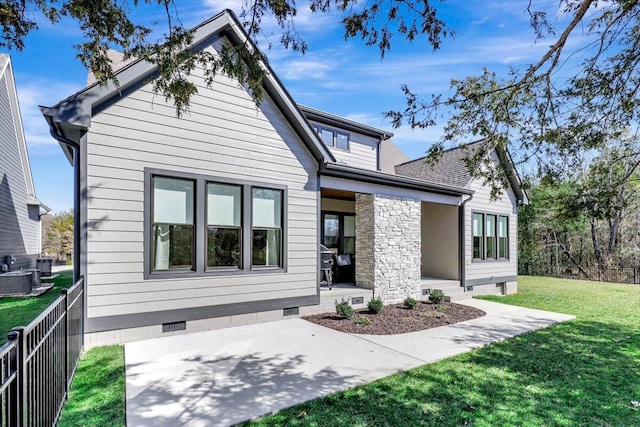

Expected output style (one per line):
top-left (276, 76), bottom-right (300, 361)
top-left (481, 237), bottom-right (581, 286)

top-left (247, 276), bottom-right (640, 426)
top-left (58, 276), bottom-right (640, 426)
top-left (0, 269), bottom-right (74, 345)
top-left (58, 345), bottom-right (126, 427)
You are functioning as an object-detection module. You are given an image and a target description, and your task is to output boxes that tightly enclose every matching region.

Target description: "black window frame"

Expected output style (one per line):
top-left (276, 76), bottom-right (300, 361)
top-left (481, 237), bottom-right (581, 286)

top-left (206, 182), bottom-right (243, 271)
top-left (144, 168), bottom-right (287, 279)
top-left (471, 211), bottom-right (510, 262)
top-left (313, 125), bottom-right (350, 152)
top-left (251, 187), bottom-right (284, 269)
top-left (150, 176), bottom-right (196, 272)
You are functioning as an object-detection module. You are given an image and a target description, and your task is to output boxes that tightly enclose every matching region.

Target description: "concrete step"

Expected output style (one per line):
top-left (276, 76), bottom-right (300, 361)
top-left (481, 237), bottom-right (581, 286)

top-left (431, 285), bottom-right (472, 302)
top-left (444, 292), bottom-right (472, 302)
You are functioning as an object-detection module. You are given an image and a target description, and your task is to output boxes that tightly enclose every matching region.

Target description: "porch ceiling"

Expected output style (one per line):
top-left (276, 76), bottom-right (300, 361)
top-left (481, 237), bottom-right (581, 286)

top-left (321, 188), bottom-right (355, 200)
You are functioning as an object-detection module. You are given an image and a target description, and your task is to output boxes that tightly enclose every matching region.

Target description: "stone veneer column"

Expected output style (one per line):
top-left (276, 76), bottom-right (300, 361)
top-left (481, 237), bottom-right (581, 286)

top-left (355, 193), bottom-right (422, 303)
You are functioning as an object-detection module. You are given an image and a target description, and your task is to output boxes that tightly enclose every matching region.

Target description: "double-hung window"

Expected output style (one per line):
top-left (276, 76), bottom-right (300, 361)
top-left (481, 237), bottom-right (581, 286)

top-left (148, 170), bottom-right (286, 277)
top-left (472, 213), bottom-right (484, 260)
top-left (486, 214), bottom-right (497, 259)
top-left (498, 216), bottom-right (509, 259)
top-left (152, 177), bottom-right (195, 271)
top-left (472, 212), bottom-right (509, 261)
top-left (252, 188), bottom-right (283, 267)
top-left (207, 183), bottom-right (242, 269)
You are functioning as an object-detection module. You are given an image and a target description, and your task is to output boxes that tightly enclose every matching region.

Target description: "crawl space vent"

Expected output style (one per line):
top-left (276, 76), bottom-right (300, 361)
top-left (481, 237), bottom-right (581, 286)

top-left (162, 321), bottom-right (186, 333)
top-left (283, 307), bottom-right (299, 316)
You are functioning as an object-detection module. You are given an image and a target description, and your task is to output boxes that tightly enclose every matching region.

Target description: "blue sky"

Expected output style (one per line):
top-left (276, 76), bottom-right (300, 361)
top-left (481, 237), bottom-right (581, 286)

top-left (8, 0), bottom-right (573, 213)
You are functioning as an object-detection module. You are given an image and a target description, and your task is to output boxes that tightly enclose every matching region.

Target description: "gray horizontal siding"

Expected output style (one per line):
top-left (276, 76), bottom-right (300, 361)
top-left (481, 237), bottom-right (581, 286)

top-left (0, 68), bottom-right (39, 270)
top-left (307, 119), bottom-right (379, 171)
top-left (464, 176), bottom-right (518, 281)
top-left (85, 63), bottom-right (320, 318)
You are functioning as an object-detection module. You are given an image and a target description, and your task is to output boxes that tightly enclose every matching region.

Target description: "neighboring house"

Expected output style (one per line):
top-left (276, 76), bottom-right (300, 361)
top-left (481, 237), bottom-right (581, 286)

top-left (0, 54), bottom-right (49, 272)
top-left (41, 10), bottom-right (527, 345)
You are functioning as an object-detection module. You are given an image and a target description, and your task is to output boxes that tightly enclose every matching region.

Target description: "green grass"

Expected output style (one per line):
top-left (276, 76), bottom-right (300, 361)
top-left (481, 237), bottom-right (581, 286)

top-left (246, 276), bottom-right (640, 426)
top-left (0, 269), bottom-right (74, 345)
top-left (57, 345), bottom-right (126, 427)
top-left (54, 276), bottom-right (640, 427)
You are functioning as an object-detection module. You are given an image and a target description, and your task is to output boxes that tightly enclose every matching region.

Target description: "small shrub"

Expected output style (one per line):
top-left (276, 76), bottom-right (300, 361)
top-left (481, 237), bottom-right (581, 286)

top-left (335, 300), bottom-right (354, 319)
top-left (429, 289), bottom-right (446, 304)
top-left (354, 316), bottom-right (371, 326)
top-left (403, 297), bottom-right (418, 310)
top-left (367, 297), bottom-right (384, 314)
top-left (435, 304), bottom-right (450, 313)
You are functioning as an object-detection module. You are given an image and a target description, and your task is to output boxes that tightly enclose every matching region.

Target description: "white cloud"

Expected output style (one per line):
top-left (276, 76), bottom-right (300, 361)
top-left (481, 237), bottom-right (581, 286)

top-left (279, 58), bottom-right (337, 80)
top-left (14, 76), bottom-right (83, 155)
top-left (200, 0), bottom-right (340, 34)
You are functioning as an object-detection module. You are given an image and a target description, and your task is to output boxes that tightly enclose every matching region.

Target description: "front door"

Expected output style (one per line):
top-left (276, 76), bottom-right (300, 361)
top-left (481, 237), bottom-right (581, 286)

top-left (322, 212), bottom-right (355, 282)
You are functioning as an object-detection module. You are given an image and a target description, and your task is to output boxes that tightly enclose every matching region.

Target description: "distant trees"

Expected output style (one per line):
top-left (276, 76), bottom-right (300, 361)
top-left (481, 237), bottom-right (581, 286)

top-left (42, 211), bottom-right (73, 264)
top-left (519, 146), bottom-right (640, 279)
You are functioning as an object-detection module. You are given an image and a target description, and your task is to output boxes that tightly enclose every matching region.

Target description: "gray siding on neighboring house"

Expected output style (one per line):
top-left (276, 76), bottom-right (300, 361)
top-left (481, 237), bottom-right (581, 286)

top-left (464, 178), bottom-right (518, 283)
top-left (84, 62), bottom-right (319, 319)
top-left (0, 58), bottom-right (39, 271)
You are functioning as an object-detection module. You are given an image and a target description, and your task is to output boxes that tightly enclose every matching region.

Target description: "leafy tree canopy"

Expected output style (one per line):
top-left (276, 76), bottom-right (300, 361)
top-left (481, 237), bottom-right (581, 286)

top-left (3, 1), bottom-right (640, 190)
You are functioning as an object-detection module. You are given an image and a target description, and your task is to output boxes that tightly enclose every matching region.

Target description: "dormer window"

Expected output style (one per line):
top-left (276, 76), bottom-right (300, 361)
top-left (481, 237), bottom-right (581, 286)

top-left (314, 125), bottom-right (350, 151)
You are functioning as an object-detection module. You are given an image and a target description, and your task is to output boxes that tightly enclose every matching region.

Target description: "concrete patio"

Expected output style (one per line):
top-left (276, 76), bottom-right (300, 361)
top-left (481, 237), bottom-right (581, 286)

top-left (125, 299), bottom-right (575, 427)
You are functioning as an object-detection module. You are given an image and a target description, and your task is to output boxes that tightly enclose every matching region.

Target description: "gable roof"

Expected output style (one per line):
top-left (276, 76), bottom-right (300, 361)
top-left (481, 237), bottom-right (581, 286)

top-left (380, 139), bottom-right (410, 174)
top-left (395, 140), bottom-right (528, 204)
top-left (41, 10), bottom-right (335, 165)
top-left (0, 54), bottom-right (49, 211)
top-left (299, 105), bottom-right (393, 139)
top-left (394, 142), bottom-right (480, 188)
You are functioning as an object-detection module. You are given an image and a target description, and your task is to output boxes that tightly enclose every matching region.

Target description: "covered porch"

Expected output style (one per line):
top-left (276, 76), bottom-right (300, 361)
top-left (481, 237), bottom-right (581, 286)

top-left (319, 180), bottom-right (464, 303)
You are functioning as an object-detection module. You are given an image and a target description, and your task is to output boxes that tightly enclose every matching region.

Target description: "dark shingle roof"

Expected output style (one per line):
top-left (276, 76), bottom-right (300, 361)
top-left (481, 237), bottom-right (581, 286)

top-left (395, 143), bottom-right (484, 188)
top-left (380, 139), bottom-right (410, 174)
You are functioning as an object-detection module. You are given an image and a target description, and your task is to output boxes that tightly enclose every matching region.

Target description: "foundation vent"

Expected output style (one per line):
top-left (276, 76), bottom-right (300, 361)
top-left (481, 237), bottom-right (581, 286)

top-left (162, 321), bottom-right (186, 333)
top-left (283, 307), bottom-right (299, 316)
top-left (351, 296), bottom-right (364, 305)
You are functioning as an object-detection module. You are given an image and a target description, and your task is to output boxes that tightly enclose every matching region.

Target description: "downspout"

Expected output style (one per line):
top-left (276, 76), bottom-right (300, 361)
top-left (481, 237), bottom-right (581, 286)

top-left (459, 194), bottom-right (473, 289)
top-left (48, 125), bottom-right (82, 284)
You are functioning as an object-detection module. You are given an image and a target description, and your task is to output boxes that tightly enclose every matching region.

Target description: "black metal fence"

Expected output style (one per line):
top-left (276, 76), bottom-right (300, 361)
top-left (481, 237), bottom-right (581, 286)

top-left (0, 276), bottom-right (84, 426)
top-left (520, 265), bottom-right (640, 285)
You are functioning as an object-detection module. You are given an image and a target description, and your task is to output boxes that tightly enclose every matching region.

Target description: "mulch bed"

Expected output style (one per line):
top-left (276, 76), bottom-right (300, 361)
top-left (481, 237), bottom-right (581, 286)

top-left (303, 301), bottom-right (486, 335)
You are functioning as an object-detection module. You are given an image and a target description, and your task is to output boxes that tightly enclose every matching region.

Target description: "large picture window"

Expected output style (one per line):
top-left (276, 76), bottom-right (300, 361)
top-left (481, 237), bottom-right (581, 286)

top-left (207, 183), bottom-right (242, 269)
top-left (252, 188), bottom-right (283, 267)
top-left (147, 170), bottom-right (286, 277)
top-left (152, 177), bottom-right (195, 271)
top-left (472, 212), bottom-right (509, 261)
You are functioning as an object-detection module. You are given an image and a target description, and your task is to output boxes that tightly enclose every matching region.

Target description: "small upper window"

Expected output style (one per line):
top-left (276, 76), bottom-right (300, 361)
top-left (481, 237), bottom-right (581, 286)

top-left (315, 125), bottom-right (350, 151)
top-left (152, 177), bottom-right (195, 271)
top-left (321, 128), bottom-right (334, 147)
top-left (336, 132), bottom-right (349, 150)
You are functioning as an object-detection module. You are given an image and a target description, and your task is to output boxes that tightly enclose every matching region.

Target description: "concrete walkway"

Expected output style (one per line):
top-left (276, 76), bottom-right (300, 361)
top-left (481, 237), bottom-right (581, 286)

top-left (125, 299), bottom-right (575, 427)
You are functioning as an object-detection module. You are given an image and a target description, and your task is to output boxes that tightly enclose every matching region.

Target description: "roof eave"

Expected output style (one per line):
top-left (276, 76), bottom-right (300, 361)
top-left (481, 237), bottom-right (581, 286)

top-left (41, 9), bottom-right (335, 165)
top-left (299, 105), bottom-right (393, 140)
top-left (321, 163), bottom-right (472, 197)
